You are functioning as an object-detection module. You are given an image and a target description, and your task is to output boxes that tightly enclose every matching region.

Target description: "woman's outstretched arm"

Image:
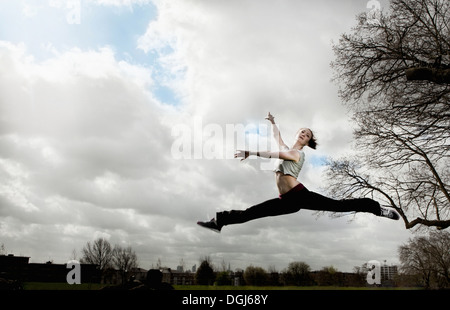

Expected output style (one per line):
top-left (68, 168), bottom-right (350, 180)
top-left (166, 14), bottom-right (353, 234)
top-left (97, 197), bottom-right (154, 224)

top-left (266, 112), bottom-right (288, 150)
top-left (234, 150), bottom-right (300, 162)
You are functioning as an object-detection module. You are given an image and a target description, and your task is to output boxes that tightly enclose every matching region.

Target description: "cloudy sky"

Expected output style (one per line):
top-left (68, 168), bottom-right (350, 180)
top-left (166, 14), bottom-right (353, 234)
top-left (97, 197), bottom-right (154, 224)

top-left (0, 0), bottom-right (413, 273)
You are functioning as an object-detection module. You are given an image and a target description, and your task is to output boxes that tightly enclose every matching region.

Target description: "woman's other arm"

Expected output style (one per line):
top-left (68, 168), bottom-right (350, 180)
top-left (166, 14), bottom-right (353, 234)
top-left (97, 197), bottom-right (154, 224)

top-left (234, 150), bottom-right (300, 162)
top-left (266, 112), bottom-right (288, 150)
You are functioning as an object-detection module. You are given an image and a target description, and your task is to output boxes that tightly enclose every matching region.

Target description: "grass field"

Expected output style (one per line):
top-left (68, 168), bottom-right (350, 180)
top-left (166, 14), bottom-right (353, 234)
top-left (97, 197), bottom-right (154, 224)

top-left (22, 282), bottom-right (106, 290)
top-left (22, 282), bottom-right (423, 290)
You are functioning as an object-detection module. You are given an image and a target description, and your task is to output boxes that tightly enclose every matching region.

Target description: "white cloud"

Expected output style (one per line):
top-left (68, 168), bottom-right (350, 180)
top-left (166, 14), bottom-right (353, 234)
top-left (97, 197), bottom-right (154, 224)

top-left (137, 1), bottom-right (353, 147)
top-left (22, 3), bottom-right (39, 18)
top-left (92, 0), bottom-right (153, 9)
top-left (0, 41), bottom-right (178, 260)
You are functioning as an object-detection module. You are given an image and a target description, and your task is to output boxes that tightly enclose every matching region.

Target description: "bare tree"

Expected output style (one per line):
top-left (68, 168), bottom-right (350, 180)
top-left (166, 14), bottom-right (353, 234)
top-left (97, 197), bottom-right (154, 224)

top-left (328, 0), bottom-right (449, 230)
top-left (112, 245), bottom-right (138, 284)
top-left (0, 243), bottom-right (6, 255)
top-left (80, 237), bottom-right (113, 270)
top-left (399, 230), bottom-right (450, 288)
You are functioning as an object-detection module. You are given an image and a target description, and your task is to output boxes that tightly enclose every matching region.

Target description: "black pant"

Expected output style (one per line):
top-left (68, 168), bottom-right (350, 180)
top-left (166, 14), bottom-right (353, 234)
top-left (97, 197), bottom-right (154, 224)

top-left (216, 184), bottom-right (381, 227)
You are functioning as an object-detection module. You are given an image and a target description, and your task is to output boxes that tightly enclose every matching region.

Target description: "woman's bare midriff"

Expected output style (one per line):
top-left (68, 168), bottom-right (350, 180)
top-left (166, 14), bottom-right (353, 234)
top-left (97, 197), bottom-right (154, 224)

top-left (275, 172), bottom-right (301, 195)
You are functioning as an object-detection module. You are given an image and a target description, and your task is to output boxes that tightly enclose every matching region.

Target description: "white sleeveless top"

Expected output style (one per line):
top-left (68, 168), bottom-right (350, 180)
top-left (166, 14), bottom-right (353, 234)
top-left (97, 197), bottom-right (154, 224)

top-left (274, 148), bottom-right (305, 179)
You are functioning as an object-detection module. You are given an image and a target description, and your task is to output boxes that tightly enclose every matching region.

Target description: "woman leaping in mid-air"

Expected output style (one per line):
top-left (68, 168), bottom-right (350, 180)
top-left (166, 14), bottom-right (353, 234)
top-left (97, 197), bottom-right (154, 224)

top-left (197, 112), bottom-right (399, 233)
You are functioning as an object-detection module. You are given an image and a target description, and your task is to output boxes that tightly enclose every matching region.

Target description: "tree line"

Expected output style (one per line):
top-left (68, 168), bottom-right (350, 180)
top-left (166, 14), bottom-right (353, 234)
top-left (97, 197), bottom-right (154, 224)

top-left (196, 230), bottom-right (449, 288)
top-left (69, 230), bottom-right (448, 289)
top-left (196, 259), bottom-right (365, 287)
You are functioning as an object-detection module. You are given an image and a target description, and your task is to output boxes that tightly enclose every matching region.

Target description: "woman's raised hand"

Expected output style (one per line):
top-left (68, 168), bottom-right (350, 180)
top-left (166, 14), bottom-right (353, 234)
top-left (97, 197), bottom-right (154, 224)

top-left (265, 112), bottom-right (275, 124)
top-left (234, 150), bottom-right (250, 161)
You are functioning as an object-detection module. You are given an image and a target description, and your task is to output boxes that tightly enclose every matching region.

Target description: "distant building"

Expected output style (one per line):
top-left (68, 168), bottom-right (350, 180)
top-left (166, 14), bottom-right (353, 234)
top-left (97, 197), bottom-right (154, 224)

top-left (160, 267), bottom-right (194, 285)
top-left (381, 264), bottom-right (398, 283)
top-left (361, 261), bottom-right (398, 286)
top-left (130, 267), bottom-right (148, 282)
top-left (0, 254), bottom-right (29, 281)
top-left (0, 254), bottom-right (101, 283)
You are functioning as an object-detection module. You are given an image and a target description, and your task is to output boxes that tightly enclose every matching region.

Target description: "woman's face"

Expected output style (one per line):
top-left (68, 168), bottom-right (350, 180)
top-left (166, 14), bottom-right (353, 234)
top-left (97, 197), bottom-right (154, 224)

top-left (295, 128), bottom-right (312, 146)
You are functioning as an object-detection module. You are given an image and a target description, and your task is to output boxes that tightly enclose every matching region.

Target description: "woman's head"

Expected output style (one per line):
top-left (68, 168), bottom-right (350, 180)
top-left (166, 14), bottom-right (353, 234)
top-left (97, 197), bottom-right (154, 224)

top-left (296, 128), bottom-right (317, 149)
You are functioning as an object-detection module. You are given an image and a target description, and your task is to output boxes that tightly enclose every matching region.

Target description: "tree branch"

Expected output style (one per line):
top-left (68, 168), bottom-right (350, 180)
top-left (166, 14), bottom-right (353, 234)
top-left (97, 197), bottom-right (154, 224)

top-left (405, 67), bottom-right (450, 84)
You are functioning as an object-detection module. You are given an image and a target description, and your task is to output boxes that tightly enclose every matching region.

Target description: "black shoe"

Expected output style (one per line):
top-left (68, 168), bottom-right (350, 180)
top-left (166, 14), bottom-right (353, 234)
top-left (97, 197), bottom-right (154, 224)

top-left (379, 206), bottom-right (400, 220)
top-left (197, 218), bottom-right (222, 233)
